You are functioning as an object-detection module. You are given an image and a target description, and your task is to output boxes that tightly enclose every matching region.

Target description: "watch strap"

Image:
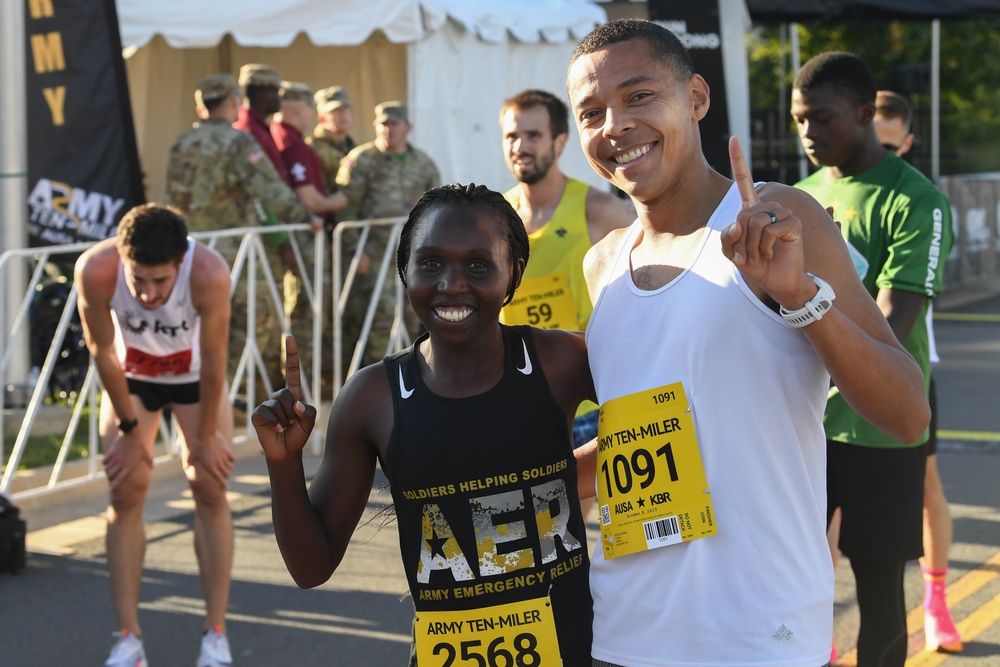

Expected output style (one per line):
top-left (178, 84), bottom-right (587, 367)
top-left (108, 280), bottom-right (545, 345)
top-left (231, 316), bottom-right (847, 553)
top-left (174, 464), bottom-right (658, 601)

top-left (780, 273), bottom-right (836, 328)
top-left (118, 418), bottom-right (139, 434)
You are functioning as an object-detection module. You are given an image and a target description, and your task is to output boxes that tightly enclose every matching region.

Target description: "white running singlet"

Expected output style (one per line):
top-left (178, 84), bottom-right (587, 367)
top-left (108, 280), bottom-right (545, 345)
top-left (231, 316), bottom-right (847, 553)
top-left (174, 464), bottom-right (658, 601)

top-left (586, 183), bottom-right (833, 667)
top-left (110, 238), bottom-right (201, 384)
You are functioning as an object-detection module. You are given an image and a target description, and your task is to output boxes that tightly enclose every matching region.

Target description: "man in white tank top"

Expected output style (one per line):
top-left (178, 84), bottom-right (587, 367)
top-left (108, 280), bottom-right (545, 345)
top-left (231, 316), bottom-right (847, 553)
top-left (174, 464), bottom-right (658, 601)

top-left (75, 204), bottom-right (236, 667)
top-left (565, 20), bottom-right (930, 667)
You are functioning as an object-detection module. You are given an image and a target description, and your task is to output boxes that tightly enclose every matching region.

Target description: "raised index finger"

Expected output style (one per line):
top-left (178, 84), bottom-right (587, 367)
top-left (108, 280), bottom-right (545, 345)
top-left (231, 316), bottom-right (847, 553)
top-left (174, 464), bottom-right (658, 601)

top-left (729, 135), bottom-right (761, 209)
top-left (284, 334), bottom-right (303, 401)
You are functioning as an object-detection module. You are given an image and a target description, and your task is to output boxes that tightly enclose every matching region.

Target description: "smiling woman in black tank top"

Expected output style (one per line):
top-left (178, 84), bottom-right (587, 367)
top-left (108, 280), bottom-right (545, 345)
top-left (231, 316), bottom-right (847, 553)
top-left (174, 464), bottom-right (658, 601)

top-left (253, 183), bottom-right (597, 666)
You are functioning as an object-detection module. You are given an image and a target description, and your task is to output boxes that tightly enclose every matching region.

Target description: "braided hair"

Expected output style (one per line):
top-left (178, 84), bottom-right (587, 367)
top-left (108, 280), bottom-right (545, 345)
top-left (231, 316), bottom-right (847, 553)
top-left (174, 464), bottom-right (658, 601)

top-left (396, 183), bottom-right (530, 306)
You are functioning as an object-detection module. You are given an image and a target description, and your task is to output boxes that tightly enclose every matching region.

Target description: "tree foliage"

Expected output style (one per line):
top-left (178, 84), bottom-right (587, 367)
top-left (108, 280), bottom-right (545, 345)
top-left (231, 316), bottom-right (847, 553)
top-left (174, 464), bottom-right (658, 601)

top-left (747, 20), bottom-right (1000, 175)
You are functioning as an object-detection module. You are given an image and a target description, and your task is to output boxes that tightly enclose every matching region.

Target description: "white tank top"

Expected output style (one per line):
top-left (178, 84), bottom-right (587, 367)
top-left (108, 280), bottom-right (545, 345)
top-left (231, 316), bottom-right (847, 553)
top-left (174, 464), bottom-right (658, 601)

top-left (110, 238), bottom-right (201, 384)
top-left (586, 183), bottom-right (833, 666)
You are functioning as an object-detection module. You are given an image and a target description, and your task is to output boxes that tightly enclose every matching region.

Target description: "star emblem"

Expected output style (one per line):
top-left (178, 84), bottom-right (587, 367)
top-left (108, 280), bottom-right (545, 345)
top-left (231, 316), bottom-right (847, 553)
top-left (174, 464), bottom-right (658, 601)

top-left (637, 496), bottom-right (646, 508)
top-left (426, 530), bottom-right (447, 559)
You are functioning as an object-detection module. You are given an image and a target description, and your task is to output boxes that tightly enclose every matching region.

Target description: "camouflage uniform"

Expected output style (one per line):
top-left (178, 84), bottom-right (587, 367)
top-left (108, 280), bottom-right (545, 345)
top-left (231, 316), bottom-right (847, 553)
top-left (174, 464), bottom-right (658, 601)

top-left (166, 87), bottom-right (312, 394)
top-left (307, 126), bottom-right (356, 195)
top-left (335, 134), bottom-right (440, 373)
top-left (166, 118), bottom-right (309, 249)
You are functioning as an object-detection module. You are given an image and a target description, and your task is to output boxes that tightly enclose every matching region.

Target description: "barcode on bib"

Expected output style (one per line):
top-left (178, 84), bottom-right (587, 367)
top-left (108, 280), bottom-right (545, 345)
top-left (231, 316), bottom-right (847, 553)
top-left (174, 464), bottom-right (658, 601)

top-left (600, 504), bottom-right (612, 526)
top-left (643, 515), bottom-right (682, 549)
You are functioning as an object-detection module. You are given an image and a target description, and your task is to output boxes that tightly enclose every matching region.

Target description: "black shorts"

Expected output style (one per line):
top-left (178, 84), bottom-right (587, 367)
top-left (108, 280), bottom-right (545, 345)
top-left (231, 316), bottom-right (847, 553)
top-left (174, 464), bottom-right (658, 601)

top-left (127, 378), bottom-right (200, 412)
top-left (827, 439), bottom-right (926, 562)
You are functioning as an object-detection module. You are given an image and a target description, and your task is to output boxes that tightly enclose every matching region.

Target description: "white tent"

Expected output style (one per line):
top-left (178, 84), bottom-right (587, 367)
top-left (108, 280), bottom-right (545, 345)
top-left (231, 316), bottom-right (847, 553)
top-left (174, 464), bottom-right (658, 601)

top-left (117, 0), bottom-right (611, 204)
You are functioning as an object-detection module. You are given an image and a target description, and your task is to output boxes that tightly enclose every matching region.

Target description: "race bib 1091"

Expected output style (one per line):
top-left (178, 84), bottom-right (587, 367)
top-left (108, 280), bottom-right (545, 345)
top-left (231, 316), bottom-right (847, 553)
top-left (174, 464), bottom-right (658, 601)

top-left (596, 382), bottom-right (717, 560)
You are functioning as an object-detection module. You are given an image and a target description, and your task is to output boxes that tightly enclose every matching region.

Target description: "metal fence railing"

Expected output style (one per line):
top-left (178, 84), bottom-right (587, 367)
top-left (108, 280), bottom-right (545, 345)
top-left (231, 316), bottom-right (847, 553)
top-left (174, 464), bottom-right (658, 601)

top-left (1, 216), bottom-right (417, 502)
top-left (0, 224), bottom-right (324, 499)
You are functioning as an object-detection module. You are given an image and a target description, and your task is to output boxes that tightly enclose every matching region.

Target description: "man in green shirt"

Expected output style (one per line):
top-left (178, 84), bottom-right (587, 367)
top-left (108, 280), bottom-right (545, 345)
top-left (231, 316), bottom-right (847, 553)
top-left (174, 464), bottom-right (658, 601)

top-left (793, 52), bottom-right (955, 666)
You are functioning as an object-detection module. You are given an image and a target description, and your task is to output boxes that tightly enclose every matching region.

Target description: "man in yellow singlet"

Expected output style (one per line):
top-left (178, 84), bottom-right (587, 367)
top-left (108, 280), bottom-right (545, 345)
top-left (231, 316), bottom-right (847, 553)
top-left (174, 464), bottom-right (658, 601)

top-left (498, 89), bottom-right (634, 455)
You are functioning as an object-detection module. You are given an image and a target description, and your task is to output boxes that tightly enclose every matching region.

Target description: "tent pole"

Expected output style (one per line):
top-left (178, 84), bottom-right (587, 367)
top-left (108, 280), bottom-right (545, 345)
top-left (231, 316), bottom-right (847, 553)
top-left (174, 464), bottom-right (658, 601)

top-left (0, 0), bottom-right (30, 392)
top-left (778, 23), bottom-right (787, 183)
top-left (790, 23), bottom-right (807, 181)
top-left (931, 19), bottom-right (941, 183)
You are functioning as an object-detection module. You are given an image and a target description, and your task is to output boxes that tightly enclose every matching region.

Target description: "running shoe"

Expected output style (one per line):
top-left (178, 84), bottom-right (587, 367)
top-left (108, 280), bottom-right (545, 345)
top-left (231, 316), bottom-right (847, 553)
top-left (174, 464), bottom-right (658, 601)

top-left (925, 606), bottom-right (963, 653)
top-left (196, 627), bottom-right (233, 667)
top-left (104, 630), bottom-right (148, 667)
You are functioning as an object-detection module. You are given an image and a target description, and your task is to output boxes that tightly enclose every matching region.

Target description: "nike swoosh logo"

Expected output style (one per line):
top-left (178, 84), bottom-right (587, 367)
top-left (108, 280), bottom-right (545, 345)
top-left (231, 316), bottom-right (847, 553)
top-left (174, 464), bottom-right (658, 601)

top-left (517, 339), bottom-right (532, 375)
top-left (399, 366), bottom-right (414, 399)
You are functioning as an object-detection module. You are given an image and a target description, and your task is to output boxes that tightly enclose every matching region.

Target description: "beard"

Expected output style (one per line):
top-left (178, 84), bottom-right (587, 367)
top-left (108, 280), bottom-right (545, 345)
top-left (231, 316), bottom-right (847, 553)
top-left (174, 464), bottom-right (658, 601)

top-left (512, 144), bottom-right (557, 185)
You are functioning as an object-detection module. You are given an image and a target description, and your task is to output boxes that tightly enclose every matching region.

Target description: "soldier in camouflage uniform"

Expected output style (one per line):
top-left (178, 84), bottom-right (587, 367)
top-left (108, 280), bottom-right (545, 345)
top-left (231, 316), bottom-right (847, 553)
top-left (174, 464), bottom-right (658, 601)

top-left (166, 73), bottom-right (313, 394)
top-left (335, 101), bottom-right (440, 375)
top-left (272, 82), bottom-right (349, 390)
top-left (302, 86), bottom-right (356, 389)
top-left (307, 86), bottom-right (356, 194)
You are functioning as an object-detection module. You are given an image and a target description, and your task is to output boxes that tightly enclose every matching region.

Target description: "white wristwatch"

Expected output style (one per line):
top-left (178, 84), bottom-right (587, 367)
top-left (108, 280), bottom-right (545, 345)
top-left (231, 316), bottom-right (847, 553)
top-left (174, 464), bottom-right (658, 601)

top-left (780, 273), bottom-right (836, 328)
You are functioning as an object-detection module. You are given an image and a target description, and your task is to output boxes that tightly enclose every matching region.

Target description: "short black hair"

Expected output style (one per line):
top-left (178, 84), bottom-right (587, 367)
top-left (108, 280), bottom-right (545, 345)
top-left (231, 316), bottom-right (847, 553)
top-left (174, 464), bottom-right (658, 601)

top-left (202, 93), bottom-right (233, 113)
top-left (500, 89), bottom-right (570, 139)
top-left (115, 204), bottom-right (189, 266)
top-left (570, 19), bottom-right (694, 82)
top-left (245, 84), bottom-right (277, 104)
top-left (396, 183), bottom-right (530, 306)
top-left (793, 51), bottom-right (877, 109)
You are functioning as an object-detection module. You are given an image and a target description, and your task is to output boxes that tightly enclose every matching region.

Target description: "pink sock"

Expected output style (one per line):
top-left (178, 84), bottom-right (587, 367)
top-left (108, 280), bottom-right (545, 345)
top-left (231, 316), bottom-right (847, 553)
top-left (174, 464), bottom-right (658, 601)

top-left (922, 565), bottom-right (948, 612)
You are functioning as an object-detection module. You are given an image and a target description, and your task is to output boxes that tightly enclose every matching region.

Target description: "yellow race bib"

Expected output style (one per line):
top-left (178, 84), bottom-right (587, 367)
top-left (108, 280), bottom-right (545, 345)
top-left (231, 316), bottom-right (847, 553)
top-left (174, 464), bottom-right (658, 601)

top-left (414, 597), bottom-right (559, 667)
top-left (500, 274), bottom-right (576, 330)
top-left (597, 382), bottom-right (717, 559)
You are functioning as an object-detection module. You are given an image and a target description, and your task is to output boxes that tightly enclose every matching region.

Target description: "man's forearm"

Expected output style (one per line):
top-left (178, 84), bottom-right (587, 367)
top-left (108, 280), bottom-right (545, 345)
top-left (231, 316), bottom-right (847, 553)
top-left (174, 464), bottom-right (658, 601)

top-left (197, 352), bottom-right (226, 437)
top-left (93, 351), bottom-right (137, 423)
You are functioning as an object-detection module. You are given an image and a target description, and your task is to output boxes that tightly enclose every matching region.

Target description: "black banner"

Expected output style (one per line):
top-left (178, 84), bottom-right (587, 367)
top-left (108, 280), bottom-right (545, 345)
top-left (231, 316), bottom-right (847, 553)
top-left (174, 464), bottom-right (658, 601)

top-left (24, 0), bottom-right (144, 248)
top-left (648, 1), bottom-right (731, 176)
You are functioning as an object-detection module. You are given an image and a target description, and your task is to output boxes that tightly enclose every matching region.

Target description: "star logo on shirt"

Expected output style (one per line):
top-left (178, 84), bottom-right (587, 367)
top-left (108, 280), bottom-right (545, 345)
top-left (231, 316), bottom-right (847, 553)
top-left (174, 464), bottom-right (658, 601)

top-left (426, 530), bottom-right (448, 558)
top-left (844, 205), bottom-right (858, 222)
top-left (555, 227), bottom-right (568, 238)
top-left (290, 162), bottom-right (307, 183)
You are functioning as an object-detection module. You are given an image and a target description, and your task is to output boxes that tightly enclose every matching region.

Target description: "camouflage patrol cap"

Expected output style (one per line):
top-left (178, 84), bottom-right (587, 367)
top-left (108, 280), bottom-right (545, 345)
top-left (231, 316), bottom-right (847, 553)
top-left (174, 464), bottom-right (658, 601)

top-left (195, 73), bottom-right (239, 106)
top-left (280, 82), bottom-right (315, 105)
top-left (374, 101), bottom-right (408, 124)
top-left (315, 85), bottom-right (351, 112)
top-left (238, 63), bottom-right (282, 88)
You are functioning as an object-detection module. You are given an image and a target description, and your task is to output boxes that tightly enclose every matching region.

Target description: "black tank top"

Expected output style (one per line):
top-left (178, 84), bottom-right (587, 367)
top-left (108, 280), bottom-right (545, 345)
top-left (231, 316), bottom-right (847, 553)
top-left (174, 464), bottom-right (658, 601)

top-left (382, 324), bottom-right (593, 665)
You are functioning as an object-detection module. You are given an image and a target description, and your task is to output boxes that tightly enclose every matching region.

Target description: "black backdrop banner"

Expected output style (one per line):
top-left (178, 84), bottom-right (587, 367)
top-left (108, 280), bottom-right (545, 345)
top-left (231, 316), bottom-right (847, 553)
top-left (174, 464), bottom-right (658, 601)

top-left (647, 1), bottom-right (731, 177)
top-left (24, 0), bottom-right (144, 248)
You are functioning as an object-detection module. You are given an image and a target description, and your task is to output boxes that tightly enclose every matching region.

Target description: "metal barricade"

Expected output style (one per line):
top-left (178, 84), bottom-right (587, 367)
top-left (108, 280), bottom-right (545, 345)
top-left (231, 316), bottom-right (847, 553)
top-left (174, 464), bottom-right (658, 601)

top-left (330, 216), bottom-right (411, 393)
top-left (1, 215), bottom-right (416, 501)
top-left (0, 224), bottom-right (324, 499)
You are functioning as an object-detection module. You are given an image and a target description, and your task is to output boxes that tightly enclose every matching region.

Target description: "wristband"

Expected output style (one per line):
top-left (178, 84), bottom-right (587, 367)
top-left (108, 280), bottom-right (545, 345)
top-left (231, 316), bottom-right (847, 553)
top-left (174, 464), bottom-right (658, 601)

top-left (118, 418), bottom-right (138, 434)
top-left (780, 273), bottom-right (836, 328)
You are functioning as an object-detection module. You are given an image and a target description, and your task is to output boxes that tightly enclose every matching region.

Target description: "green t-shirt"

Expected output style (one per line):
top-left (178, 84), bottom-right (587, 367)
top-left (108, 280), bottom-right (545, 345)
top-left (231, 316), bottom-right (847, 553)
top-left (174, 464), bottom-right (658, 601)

top-left (796, 154), bottom-right (954, 448)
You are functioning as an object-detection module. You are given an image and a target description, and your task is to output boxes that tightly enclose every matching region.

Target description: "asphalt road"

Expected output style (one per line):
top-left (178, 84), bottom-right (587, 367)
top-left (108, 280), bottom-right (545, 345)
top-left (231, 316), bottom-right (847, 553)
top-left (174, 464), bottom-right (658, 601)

top-left (3, 294), bottom-right (999, 667)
